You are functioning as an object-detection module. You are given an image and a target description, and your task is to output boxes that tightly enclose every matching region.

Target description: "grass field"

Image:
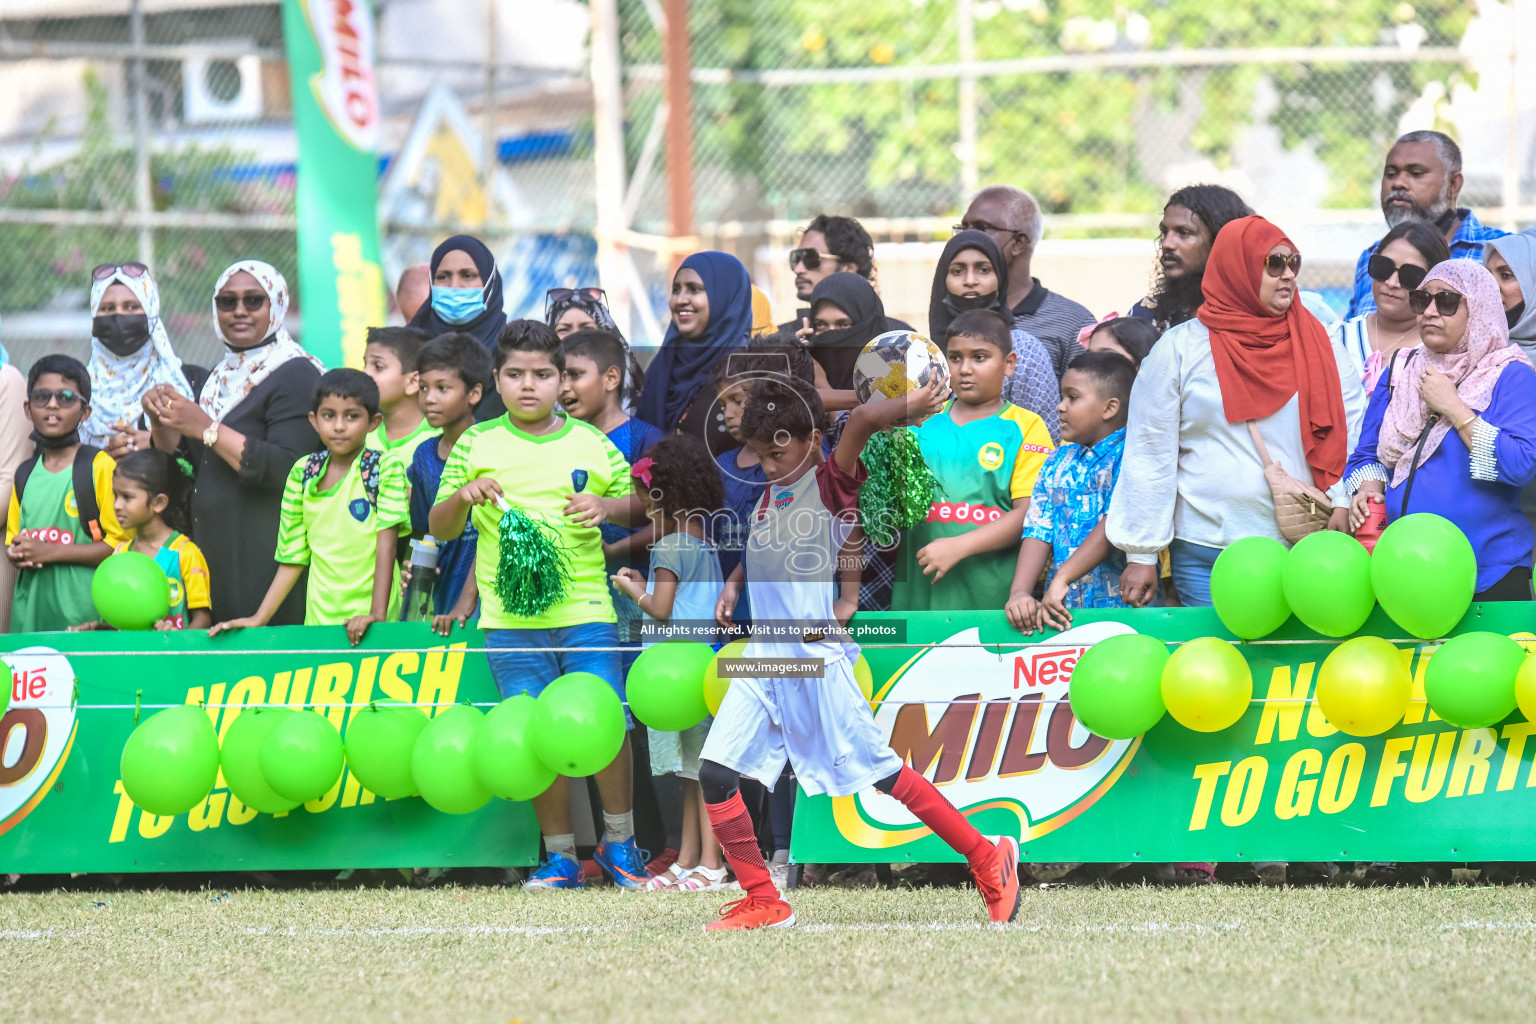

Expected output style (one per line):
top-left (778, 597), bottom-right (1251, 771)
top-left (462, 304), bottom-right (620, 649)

top-left (3, 880), bottom-right (1535, 1023)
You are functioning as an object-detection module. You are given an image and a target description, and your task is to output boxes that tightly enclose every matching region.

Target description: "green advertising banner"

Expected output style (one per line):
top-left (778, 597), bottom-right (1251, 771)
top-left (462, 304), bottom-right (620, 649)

top-left (281, 0), bottom-right (388, 368)
top-left (792, 606), bottom-right (1536, 865)
top-left (5, 611), bottom-right (1535, 874)
top-left (0, 624), bottom-right (536, 873)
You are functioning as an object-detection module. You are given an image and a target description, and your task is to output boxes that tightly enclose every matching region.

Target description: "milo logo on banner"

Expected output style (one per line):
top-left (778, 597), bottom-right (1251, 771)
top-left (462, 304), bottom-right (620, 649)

top-left (0, 647), bottom-right (78, 836)
top-left (834, 621), bottom-right (1137, 848)
top-left (303, 0), bottom-right (380, 151)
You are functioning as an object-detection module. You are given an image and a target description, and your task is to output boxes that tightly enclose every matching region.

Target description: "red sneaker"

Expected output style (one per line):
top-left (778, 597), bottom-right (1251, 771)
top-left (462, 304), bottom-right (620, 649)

top-left (973, 835), bottom-right (1022, 924)
top-left (704, 895), bottom-right (796, 932)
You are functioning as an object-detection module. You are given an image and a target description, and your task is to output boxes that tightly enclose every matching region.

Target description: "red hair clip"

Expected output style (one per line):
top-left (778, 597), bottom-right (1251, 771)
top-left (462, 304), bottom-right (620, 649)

top-left (632, 456), bottom-right (656, 489)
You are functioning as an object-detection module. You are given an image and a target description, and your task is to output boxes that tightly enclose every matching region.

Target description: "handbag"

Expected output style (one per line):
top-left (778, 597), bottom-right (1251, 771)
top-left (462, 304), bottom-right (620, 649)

top-left (1246, 421), bottom-right (1333, 542)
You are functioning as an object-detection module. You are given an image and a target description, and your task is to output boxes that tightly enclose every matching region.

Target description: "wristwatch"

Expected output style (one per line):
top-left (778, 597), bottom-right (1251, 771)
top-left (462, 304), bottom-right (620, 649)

top-left (202, 421), bottom-right (221, 448)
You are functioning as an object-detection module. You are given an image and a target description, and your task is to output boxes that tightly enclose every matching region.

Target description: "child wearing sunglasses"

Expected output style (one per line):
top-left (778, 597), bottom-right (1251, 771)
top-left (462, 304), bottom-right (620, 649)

top-left (6, 354), bottom-right (128, 631)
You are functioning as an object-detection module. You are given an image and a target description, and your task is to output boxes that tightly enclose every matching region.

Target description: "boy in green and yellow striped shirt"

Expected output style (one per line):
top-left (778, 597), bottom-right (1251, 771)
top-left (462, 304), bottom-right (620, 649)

top-left (210, 368), bottom-right (408, 646)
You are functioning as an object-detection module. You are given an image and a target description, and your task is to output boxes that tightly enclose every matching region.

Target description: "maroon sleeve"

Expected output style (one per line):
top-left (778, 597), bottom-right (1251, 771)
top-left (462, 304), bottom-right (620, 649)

top-left (815, 456), bottom-right (867, 516)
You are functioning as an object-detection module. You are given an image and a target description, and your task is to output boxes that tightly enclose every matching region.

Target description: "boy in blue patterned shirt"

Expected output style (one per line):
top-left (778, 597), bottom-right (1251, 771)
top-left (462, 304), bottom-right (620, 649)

top-left (1006, 350), bottom-right (1136, 633)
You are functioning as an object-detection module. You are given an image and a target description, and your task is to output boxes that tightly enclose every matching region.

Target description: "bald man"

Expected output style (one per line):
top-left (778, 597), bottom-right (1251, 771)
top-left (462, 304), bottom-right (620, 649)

top-left (958, 185), bottom-right (1095, 379)
top-left (396, 264), bottom-right (431, 322)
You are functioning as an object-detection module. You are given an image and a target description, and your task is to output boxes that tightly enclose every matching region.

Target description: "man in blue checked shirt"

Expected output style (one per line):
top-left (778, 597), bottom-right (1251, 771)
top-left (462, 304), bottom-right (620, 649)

top-left (1347, 131), bottom-right (1507, 318)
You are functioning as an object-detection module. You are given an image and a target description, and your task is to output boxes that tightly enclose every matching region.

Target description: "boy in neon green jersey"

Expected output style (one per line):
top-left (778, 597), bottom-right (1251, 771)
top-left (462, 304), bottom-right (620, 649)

top-left (431, 320), bottom-right (650, 891)
top-left (210, 368), bottom-right (408, 646)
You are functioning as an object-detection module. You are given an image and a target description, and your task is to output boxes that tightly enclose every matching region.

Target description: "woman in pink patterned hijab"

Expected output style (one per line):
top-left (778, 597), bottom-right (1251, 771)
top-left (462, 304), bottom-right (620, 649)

top-left (1346, 258), bottom-right (1536, 599)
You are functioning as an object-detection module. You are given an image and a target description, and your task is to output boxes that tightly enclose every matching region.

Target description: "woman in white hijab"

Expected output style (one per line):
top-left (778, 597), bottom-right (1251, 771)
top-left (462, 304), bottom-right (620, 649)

top-left (82, 262), bottom-right (196, 455)
top-left (146, 260), bottom-right (323, 623)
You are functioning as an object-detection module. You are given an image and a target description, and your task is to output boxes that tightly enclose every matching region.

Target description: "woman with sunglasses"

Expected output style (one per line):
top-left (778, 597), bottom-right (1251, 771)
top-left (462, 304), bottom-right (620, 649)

top-left (636, 251), bottom-right (754, 451)
top-left (545, 286), bottom-right (645, 410)
top-left (145, 260), bottom-right (323, 624)
top-left (1346, 261), bottom-right (1536, 600)
top-left (1337, 221), bottom-right (1450, 394)
top-left (82, 263), bottom-right (201, 457)
top-left (1110, 215), bottom-right (1366, 608)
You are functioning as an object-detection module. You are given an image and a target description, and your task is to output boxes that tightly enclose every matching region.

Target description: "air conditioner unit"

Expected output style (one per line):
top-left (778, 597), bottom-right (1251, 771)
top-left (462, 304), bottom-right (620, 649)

top-left (182, 46), bottom-right (263, 124)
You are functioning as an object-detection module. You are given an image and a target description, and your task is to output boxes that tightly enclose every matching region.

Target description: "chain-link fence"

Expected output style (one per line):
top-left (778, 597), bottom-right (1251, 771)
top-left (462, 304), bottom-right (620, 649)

top-left (2, 0), bottom-right (1532, 369)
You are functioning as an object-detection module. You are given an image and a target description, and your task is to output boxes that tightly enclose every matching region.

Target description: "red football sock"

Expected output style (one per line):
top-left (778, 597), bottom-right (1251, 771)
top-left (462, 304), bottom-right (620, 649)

top-left (705, 791), bottom-right (778, 902)
top-left (888, 766), bottom-right (994, 870)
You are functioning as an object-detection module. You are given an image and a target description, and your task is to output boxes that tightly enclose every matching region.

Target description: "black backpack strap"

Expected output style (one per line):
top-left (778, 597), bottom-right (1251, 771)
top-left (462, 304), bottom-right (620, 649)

top-left (359, 449), bottom-right (382, 509)
top-left (12, 453), bottom-right (40, 513)
top-left (71, 445), bottom-right (104, 542)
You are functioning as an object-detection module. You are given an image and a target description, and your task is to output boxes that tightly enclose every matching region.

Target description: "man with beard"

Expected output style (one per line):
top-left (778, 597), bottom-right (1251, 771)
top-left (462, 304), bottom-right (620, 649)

top-left (1346, 131), bottom-right (1506, 317)
top-left (1129, 185), bottom-right (1253, 334)
top-left (777, 215), bottom-right (912, 336)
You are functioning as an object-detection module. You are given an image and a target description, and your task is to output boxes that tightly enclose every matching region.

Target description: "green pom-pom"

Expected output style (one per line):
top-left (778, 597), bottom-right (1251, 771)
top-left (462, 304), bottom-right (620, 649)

top-left (493, 506), bottom-right (573, 616)
top-left (859, 428), bottom-right (941, 548)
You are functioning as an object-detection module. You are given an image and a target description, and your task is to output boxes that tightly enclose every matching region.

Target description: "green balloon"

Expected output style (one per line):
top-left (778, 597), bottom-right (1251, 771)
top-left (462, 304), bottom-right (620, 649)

top-left (1210, 536), bottom-right (1292, 638)
top-left (92, 550), bottom-right (170, 630)
top-left (1282, 531), bottom-right (1375, 637)
top-left (475, 695), bottom-right (557, 801)
top-left (119, 704), bottom-right (220, 816)
top-left (344, 700), bottom-right (428, 799)
top-left (532, 671), bottom-right (627, 777)
top-left (220, 708), bottom-right (301, 814)
top-left (411, 705), bottom-right (492, 814)
top-left (626, 640), bottom-right (714, 731)
top-left (1068, 633), bottom-right (1169, 739)
top-left (259, 710), bottom-right (345, 803)
top-left (1371, 513), bottom-right (1477, 639)
top-left (1424, 631), bottom-right (1523, 729)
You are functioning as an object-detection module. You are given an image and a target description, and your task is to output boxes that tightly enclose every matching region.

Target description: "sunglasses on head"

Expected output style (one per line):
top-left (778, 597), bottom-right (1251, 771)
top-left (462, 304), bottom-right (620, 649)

top-left (91, 262), bottom-right (148, 282)
top-left (29, 388), bottom-right (82, 408)
top-left (1367, 253), bottom-right (1428, 291)
top-left (1261, 252), bottom-right (1302, 278)
top-left (789, 248), bottom-right (840, 271)
top-left (545, 286), bottom-right (607, 317)
top-left (215, 293), bottom-right (268, 313)
top-left (1409, 288), bottom-right (1464, 317)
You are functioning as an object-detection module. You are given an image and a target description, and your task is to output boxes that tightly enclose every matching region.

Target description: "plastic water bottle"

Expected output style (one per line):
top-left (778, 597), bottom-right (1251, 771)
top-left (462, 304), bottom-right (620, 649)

top-left (1354, 494), bottom-right (1387, 553)
top-left (401, 537), bottom-right (440, 622)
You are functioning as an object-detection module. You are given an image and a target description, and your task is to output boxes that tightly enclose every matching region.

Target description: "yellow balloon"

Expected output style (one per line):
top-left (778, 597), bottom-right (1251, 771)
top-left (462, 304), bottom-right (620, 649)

top-left (1161, 637), bottom-right (1253, 732)
top-left (853, 653), bottom-right (875, 706)
top-left (703, 638), bottom-right (750, 716)
top-left (1315, 635), bottom-right (1411, 737)
top-left (1516, 654), bottom-right (1536, 724)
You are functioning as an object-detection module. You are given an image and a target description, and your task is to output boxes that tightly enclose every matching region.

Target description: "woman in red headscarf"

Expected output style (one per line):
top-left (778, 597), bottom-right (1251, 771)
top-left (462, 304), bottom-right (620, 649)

top-left (1107, 215), bottom-right (1367, 608)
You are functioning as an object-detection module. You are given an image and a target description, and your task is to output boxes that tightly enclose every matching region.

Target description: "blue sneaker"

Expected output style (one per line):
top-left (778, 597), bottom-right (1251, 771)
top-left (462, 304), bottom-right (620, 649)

top-left (593, 837), bottom-right (651, 889)
top-left (523, 852), bottom-right (584, 890)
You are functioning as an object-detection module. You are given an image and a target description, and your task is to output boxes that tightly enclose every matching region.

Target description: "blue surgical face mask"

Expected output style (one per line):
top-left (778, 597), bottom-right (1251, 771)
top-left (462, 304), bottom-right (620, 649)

top-left (432, 285), bottom-right (487, 325)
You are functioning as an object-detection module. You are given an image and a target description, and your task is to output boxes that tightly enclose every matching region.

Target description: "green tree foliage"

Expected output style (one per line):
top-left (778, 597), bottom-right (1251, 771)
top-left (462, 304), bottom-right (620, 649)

top-left (620, 0), bottom-right (1471, 222)
top-left (0, 69), bottom-right (296, 324)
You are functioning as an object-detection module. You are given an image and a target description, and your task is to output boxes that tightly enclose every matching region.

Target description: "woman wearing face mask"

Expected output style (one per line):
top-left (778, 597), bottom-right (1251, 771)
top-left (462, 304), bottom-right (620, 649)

top-left (410, 235), bottom-right (507, 419)
top-left (83, 263), bottom-right (202, 456)
top-left (145, 260), bottom-right (323, 623)
top-left (1336, 221), bottom-right (1450, 394)
top-left (1109, 216), bottom-right (1367, 608)
top-left (636, 251), bottom-right (753, 452)
top-left (1485, 229), bottom-right (1536, 360)
top-left (929, 230), bottom-right (1060, 442)
top-left (1347, 260), bottom-right (1536, 600)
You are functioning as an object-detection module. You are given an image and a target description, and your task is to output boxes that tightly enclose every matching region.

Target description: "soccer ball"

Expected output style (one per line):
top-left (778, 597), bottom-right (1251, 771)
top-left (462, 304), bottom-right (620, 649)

top-left (851, 330), bottom-right (950, 405)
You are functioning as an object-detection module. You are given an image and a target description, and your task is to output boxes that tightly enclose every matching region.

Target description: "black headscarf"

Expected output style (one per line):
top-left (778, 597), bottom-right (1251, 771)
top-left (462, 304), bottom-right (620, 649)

top-left (636, 251), bottom-right (753, 432)
top-left (804, 273), bottom-right (900, 390)
top-left (928, 229), bottom-right (1011, 346)
top-left (408, 234), bottom-right (507, 352)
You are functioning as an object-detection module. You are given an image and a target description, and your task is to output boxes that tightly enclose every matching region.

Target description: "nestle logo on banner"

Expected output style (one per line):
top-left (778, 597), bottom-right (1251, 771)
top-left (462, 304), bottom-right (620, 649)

top-left (1013, 647), bottom-right (1086, 690)
top-left (310, 0), bottom-right (381, 151)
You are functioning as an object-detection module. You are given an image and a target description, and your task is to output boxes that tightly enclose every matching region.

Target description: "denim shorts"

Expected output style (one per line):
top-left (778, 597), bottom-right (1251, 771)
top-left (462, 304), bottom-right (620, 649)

top-left (484, 622), bottom-right (631, 727)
